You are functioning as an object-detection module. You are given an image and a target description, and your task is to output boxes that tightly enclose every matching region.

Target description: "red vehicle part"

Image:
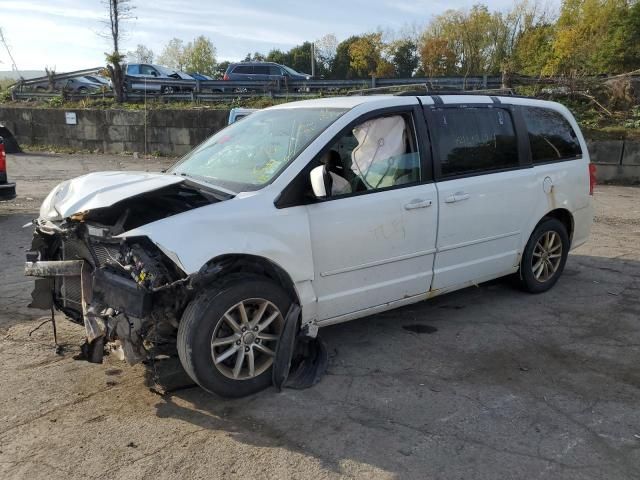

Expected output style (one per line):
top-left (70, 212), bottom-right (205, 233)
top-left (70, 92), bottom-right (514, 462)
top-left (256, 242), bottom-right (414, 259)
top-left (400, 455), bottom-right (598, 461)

top-left (0, 137), bottom-right (17, 200)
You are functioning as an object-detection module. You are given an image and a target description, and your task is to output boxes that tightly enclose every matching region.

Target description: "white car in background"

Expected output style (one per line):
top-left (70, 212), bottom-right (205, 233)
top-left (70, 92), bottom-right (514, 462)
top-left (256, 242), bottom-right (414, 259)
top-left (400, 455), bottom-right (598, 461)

top-left (25, 94), bottom-right (594, 397)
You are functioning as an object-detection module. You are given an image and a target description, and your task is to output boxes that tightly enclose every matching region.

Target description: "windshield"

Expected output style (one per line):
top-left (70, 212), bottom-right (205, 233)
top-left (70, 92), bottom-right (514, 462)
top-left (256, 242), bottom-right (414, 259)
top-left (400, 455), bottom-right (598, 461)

top-left (169, 107), bottom-right (346, 192)
top-left (283, 65), bottom-right (303, 76)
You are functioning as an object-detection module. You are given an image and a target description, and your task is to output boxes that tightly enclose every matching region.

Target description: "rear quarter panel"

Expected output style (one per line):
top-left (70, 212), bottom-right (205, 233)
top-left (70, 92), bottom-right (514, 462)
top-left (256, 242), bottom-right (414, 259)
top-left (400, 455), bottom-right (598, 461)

top-left (509, 99), bottom-right (593, 250)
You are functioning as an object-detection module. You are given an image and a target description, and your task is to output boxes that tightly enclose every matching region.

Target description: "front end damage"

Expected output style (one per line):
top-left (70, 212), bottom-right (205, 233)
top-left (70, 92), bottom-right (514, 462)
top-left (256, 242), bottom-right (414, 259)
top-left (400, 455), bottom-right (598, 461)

top-left (24, 178), bottom-right (218, 365)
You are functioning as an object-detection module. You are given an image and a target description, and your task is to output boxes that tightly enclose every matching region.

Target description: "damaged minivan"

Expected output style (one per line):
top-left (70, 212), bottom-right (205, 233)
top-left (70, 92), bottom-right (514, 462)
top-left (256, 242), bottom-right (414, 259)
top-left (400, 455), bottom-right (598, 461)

top-left (25, 94), bottom-right (594, 397)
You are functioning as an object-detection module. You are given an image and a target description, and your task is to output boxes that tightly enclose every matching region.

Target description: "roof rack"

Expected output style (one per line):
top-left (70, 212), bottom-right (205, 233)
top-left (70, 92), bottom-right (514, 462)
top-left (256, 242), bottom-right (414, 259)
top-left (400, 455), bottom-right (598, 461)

top-left (346, 83), bottom-right (518, 97)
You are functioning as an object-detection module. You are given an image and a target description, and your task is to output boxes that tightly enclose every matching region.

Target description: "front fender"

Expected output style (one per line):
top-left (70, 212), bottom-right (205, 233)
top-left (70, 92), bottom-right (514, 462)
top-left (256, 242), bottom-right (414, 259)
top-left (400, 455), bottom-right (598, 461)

top-left (118, 196), bottom-right (314, 283)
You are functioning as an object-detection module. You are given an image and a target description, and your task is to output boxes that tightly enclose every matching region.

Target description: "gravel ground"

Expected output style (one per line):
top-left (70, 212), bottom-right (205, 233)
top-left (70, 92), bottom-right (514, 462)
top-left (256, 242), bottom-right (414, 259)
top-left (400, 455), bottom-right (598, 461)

top-left (1, 152), bottom-right (639, 480)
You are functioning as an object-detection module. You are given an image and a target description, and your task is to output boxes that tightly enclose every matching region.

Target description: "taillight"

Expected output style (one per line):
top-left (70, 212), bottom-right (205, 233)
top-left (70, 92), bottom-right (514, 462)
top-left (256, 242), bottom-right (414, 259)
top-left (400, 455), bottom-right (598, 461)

top-left (0, 139), bottom-right (6, 173)
top-left (589, 163), bottom-right (597, 195)
top-left (223, 73), bottom-right (229, 81)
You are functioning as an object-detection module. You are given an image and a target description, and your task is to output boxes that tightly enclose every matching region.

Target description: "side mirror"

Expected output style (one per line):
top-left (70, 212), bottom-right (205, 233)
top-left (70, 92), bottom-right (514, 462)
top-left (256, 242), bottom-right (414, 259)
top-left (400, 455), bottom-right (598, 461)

top-left (310, 165), bottom-right (330, 199)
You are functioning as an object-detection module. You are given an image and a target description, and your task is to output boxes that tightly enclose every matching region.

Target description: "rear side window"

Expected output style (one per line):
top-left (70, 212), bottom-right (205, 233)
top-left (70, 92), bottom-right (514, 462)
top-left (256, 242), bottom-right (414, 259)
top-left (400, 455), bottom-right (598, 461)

top-left (433, 107), bottom-right (519, 177)
top-left (127, 64), bottom-right (140, 75)
top-left (233, 65), bottom-right (252, 74)
top-left (268, 66), bottom-right (282, 75)
top-left (254, 66), bottom-right (269, 75)
top-left (522, 107), bottom-right (582, 163)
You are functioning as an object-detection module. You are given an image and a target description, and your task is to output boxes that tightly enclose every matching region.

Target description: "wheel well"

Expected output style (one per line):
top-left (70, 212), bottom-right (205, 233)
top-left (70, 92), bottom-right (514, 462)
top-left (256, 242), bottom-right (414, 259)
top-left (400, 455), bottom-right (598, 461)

top-left (543, 209), bottom-right (574, 241)
top-left (196, 254), bottom-right (299, 305)
top-left (0, 126), bottom-right (21, 153)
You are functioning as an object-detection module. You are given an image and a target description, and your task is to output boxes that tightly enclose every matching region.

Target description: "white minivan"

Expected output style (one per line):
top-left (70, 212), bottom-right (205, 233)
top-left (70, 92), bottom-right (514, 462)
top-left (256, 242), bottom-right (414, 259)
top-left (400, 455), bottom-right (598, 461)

top-left (26, 94), bottom-right (594, 397)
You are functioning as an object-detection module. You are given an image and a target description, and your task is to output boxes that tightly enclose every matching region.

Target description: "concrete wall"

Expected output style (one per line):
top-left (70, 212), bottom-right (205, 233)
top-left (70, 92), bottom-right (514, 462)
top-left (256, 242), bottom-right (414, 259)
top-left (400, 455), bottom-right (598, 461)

top-left (0, 106), bottom-right (639, 184)
top-left (0, 107), bottom-right (230, 156)
top-left (587, 139), bottom-right (640, 184)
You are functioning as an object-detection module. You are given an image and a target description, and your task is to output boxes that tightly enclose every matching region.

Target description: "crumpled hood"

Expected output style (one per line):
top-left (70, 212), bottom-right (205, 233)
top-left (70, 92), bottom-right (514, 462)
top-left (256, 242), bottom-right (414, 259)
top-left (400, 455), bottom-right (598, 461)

top-left (40, 171), bottom-right (184, 221)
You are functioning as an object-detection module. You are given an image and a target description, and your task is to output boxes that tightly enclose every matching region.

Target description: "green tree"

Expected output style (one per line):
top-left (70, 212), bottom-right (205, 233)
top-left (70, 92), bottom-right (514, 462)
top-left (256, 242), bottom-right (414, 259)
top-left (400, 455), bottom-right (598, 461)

top-left (214, 60), bottom-right (230, 79)
top-left (287, 42), bottom-right (313, 74)
top-left (183, 36), bottom-right (217, 76)
top-left (332, 36), bottom-right (361, 79)
top-left (158, 38), bottom-right (186, 70)
top-left (389, 39), bottom-right (418, 77)
top-left (348, 33), bottom-right (384, 78)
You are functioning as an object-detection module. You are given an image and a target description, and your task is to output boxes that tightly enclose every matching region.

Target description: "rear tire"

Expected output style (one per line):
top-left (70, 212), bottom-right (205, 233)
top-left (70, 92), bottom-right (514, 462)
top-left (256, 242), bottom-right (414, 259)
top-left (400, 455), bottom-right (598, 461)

top-left (177, 276), bottom-right (290, 397)
top-left (518, 217), bottom-right (570, 293)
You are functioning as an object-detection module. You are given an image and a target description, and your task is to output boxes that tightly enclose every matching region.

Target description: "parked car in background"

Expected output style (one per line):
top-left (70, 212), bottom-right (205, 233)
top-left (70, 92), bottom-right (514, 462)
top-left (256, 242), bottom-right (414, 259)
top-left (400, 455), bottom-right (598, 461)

top-left (223, 62), bottom-right (311, 81)
top-left (83, 75), bottom-right (112, 89)
top-left (30, 76), bottom-right (103, 93)
top-left (125, 63), bottom-right (195, 93)
top-left (189, 73), bottom-right (214, 81)
top-left (25, 94), bottom-right (594, 398)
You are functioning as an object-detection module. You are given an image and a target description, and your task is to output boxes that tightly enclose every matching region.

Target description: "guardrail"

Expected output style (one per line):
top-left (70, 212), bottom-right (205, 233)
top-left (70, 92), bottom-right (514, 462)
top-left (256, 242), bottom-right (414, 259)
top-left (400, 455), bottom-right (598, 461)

top-left (11, 74), bottom-right (503, 102)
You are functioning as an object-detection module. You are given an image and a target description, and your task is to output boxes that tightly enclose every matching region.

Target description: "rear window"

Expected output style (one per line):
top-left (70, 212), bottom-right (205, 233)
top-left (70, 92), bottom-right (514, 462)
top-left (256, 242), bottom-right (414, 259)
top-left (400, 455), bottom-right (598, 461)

top-left (433, 107), bottom-right (519, 177)
top-left (522, 107), bottom-right (582, 163)
top-left (232, 65), bottom-right (252, 74)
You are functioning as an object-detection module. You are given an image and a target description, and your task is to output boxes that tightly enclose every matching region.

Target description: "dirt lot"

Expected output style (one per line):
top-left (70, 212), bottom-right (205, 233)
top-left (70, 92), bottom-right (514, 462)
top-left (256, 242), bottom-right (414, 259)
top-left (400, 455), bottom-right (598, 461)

top-left (1, 153), bottom-right (640, 480)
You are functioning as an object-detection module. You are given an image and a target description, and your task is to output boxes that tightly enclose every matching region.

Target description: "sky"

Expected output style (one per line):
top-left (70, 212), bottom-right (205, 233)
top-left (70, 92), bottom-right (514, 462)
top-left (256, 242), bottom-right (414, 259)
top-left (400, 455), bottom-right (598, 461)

top-left (1, 0), bottom-right (543, 73)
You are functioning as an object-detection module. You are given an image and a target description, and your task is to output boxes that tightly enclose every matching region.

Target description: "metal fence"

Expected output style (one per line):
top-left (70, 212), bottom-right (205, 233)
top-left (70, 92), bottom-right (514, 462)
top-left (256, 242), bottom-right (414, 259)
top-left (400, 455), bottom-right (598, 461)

top-left (10, 69), bottom-right (504, 102)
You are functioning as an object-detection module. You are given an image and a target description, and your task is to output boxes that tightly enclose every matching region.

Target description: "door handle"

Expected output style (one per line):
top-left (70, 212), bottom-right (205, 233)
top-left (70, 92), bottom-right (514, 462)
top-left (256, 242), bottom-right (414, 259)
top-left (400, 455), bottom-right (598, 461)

top-left (404, 199), bottom-right (433, 210)
top-left (444, 192), bottom-right (470, 203)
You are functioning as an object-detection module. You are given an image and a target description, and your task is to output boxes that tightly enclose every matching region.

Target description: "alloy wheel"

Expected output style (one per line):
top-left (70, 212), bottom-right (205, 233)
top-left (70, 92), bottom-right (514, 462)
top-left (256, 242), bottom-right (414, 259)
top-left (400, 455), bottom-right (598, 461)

top-left (210, 298), bottom-right (283, 380)
top-left (531, 231), bottom-right (563, 282)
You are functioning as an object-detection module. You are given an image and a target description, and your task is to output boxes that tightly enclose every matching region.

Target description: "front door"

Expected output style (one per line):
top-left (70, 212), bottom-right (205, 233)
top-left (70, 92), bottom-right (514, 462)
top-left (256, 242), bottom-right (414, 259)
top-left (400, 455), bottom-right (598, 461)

top-left (307, 108), bottom-right (438, 321)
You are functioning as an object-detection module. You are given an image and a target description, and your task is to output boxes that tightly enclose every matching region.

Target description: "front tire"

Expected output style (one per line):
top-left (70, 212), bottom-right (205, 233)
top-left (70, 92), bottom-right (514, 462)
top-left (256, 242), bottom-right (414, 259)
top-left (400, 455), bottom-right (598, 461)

top-left (518, 217), bottom-right (570, 293)
top-left (177, 276), bottom-right (290, 397)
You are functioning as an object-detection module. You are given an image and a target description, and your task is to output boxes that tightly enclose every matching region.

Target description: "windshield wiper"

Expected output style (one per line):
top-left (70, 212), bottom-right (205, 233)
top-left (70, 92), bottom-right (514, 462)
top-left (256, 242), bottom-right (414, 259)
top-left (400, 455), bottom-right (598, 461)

top-left (176, 172), bottom-right (236, 199)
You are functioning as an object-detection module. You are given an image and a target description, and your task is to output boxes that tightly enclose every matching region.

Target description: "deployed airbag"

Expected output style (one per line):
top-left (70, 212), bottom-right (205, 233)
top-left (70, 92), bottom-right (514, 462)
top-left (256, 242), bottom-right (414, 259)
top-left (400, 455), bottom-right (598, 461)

top-left (351, 115), bottom-right (406, 182)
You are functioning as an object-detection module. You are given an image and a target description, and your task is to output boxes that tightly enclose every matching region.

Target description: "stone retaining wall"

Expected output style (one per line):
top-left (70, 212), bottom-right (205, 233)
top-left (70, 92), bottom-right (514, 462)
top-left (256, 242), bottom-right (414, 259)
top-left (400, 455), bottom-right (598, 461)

top-left (0, 106), bottom-right (639, 183)
top-left (0, 107), bottom-right (229, 156)
top-left (587, 140), bottom-right (640, 184)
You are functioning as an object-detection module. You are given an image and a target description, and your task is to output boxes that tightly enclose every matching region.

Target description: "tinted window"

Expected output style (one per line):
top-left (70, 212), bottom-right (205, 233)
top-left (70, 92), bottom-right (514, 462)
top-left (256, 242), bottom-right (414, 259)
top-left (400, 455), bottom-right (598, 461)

top-left (233, 65), bottom-right (252, 74)
top-left (522, 107), bottom-right (582, 162)
top-left (268, 66), bottom-right (282, 75)
top-left (127, 64), bottom-right (140, 75)
top-left (433, 108), bottom-right (518, 177)
top-left (253, 66), bottom-right (270, 75)
top-left (140, 65), bottom-right (157, 76)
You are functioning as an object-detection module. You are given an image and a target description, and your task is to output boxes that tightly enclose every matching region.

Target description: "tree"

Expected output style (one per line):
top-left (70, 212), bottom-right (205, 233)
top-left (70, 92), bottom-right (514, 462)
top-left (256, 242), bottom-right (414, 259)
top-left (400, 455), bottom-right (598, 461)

top-left (333, 36), bottom-right (361, 79)
top-left (389, 39), bottom-right (418, 77)
top-left (213, 60), bottom-right (230, 79)
top-left (348, 33), bottom-right (384, 78)
top-left (419, 37), bottom-right (457, 76)
top-left (158, 38), bottom-right (186, 70)
top-left (102, 0), bottom-right (134, 103)
top-left (287, 42), bottom-right (313, 74)
top-left (266, 49), bottom-right (288, 65)
top-left (183, 36), bottom-right (217, 76)
top-left (314, 34), bottom-right (338, 77)
top-left (127, 44), bottom-right (154, 63)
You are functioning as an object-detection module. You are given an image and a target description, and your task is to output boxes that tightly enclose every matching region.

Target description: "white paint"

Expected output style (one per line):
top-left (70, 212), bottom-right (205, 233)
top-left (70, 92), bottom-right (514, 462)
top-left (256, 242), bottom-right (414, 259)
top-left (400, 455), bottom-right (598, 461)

top-left (40, 94), bottom-right (593, 327)
top-left (64, 112), bottom-right (77, 125)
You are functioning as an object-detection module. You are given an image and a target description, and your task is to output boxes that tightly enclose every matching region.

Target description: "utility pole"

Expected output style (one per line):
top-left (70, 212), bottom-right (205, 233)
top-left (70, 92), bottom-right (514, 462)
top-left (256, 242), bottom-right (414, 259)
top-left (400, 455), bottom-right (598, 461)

top-left (311, 42), bottom-right (316, 78)
top-left (0, 28), bottom-right (22, 79)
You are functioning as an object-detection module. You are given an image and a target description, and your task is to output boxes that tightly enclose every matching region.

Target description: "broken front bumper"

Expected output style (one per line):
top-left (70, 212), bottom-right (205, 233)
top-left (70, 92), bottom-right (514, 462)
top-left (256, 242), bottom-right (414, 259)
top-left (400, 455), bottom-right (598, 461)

top-left (25, 259), bottom-right (152, 319)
